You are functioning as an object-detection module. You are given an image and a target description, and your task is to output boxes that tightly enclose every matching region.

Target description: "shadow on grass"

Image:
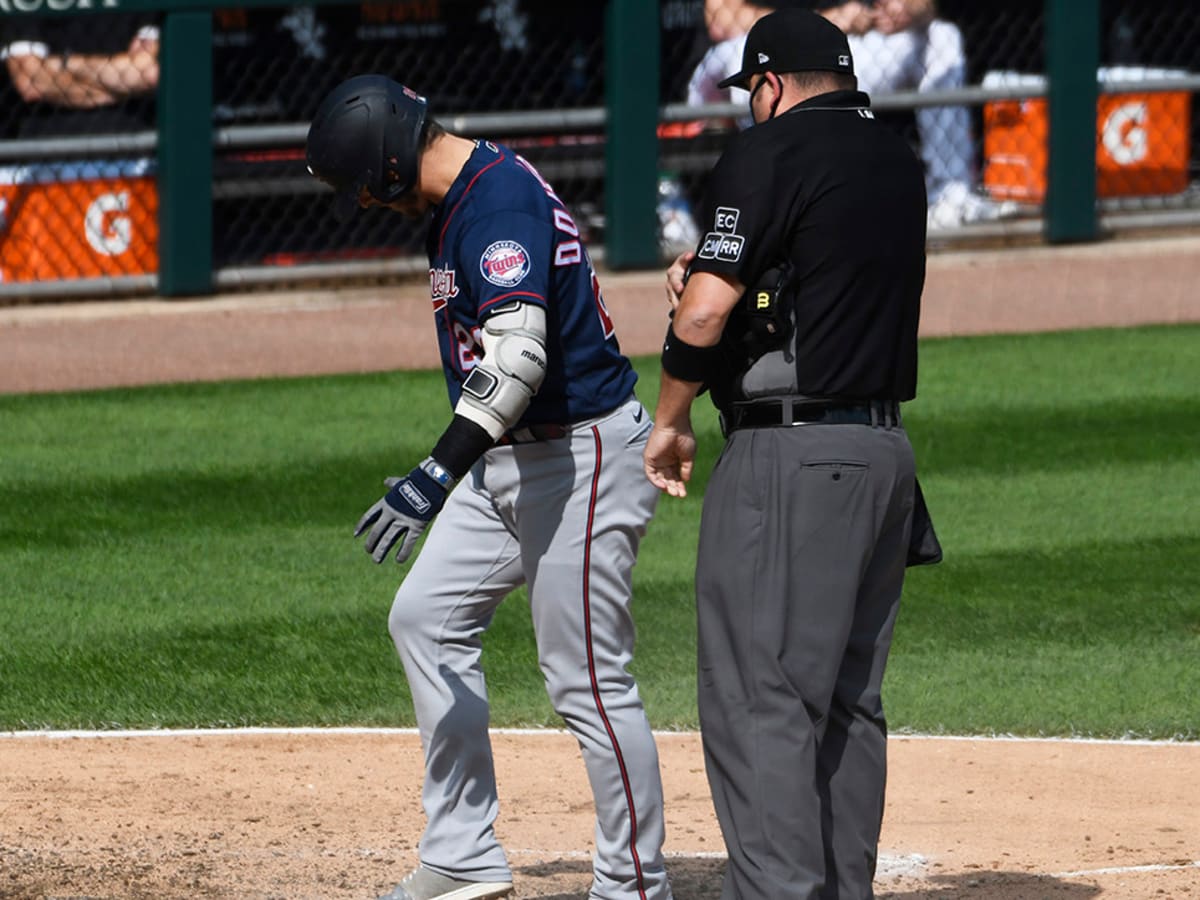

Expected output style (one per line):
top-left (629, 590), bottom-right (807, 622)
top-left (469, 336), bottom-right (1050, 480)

top-left (8, 395), bottom-right (1194, 551)
top-left (908, 395), bottom-right (1200, 476)
top-left (900, 533), bottom-right (1200, 645)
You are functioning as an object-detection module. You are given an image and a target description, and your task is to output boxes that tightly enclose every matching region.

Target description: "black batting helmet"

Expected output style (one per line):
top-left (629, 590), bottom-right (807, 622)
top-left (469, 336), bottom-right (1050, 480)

top-left (305, 75), bottom-right (429, 222)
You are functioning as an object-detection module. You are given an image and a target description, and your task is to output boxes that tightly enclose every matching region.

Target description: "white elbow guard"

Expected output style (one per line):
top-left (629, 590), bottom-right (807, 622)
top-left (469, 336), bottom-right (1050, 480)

top-left (455, 302), bottom-right (548, 439)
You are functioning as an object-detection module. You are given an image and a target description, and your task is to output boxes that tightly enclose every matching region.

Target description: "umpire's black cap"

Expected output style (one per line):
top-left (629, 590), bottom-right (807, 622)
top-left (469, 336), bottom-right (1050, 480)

top-left (718, 8), bottom-right (855, 90)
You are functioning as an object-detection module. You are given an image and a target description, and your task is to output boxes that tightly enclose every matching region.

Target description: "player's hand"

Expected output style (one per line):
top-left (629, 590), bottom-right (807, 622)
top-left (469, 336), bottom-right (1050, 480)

top-left (643, 423), bottom-right (696, 498)
top-left (665, 250), bottom-right (695, 313)
top-left (354, 461), bottom-right (450, 564)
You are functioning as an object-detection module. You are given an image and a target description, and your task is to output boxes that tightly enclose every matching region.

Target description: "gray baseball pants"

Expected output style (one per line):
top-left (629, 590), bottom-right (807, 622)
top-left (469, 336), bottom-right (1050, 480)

top-left (696, 422), bottom-right (915, 900)
top-left (388, 394), bottom-right (672, 900)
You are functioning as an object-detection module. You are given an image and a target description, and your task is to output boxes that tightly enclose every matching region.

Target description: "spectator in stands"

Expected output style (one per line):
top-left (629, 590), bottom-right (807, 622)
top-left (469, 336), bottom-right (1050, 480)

top-left (704, 0), bottom-right (763, 43)
top-left (688, 1), bottom-right (875, 113)
top-left (687, 0), bottom-right (1018, 228)
top-left (1, 13), bottom-right (159, 137)
top-left (669, 2), bottom-right (873, 255)
top-left (850, 0), bottom-right (1017, 227)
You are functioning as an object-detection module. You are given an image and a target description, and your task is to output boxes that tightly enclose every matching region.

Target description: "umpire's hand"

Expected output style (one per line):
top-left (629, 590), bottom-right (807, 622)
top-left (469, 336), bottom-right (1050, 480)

top-left (354, 461), bottom-right (451, 564)
top-left (643, 423), bottom-right (696, 498)
top-left (665, 250), bottom-right (695, 312)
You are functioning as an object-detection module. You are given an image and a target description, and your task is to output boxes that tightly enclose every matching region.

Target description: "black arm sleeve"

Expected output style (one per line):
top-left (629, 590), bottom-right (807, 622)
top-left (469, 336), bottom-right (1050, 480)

top-left (430, 414), bottom-right (497, 480)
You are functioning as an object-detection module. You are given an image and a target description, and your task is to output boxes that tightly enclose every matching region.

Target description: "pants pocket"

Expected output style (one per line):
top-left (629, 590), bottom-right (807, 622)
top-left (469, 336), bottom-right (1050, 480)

top-left (800, 459), bottom-right (868, 482)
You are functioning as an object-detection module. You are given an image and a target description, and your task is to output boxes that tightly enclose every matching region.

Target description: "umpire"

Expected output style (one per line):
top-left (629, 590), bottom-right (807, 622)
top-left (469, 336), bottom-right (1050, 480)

top-left (644, 8), bottom-right (936, 899)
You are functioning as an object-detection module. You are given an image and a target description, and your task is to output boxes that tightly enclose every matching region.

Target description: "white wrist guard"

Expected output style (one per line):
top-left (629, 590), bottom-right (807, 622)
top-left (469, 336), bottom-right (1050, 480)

top-left (455, 301), bottom-right (548, 439)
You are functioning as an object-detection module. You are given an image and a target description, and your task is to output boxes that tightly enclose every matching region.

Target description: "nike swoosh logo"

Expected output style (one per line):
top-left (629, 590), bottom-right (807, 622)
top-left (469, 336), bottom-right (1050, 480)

top-left (634, 408), bottom-right (644, 423)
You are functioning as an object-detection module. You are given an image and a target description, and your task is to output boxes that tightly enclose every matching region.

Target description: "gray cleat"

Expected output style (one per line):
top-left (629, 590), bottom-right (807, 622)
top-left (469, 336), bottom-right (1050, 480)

top-left (377, 865), bottom-right (514, 900)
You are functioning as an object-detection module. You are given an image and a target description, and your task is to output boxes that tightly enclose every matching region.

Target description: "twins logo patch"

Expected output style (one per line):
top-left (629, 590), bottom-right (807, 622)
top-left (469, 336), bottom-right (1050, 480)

top-left (480, 240), bottom-right (530, 287)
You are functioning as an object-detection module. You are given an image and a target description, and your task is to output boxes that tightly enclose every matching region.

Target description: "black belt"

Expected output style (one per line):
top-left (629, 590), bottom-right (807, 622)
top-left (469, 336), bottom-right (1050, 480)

top-left (720, 398), bottom-right (901, 436)
top-left (496, 423), bottom-right (569, 446)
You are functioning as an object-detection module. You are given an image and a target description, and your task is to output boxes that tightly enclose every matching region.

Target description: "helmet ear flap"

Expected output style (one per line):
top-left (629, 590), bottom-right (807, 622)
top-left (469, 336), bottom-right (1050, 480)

top-left (379, 90), bottom-right (429, 203)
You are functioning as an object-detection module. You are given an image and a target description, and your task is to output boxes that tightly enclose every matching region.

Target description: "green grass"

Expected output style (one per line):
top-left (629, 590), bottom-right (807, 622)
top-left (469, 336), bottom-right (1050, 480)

top-left (1, 325), bottom-right (1197, 737)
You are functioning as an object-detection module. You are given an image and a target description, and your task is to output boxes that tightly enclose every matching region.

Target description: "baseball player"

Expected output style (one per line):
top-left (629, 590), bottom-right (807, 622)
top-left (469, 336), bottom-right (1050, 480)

top-left (305, 75), bottom-right (673, 900)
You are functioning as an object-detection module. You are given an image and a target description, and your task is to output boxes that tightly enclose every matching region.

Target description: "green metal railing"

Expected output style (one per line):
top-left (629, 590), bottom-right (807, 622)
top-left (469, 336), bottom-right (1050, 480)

top-left (605, 0), bottom-right (659, 270)
top-left (158, 9), bottom-right (213, 294)
top-left (1045, 0), bottom-right (1100, 243)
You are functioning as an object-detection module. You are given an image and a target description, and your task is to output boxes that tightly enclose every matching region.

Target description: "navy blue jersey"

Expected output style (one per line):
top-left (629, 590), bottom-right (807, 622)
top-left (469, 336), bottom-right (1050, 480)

top-left (426, 141), bottom-right (636, 426)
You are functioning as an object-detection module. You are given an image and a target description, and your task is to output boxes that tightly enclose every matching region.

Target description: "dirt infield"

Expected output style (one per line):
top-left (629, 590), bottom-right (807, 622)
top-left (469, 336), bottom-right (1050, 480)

top-left (2, 235), bottom-right (1199, 898)
top-left (0, 731), bottom-right (1197, 899)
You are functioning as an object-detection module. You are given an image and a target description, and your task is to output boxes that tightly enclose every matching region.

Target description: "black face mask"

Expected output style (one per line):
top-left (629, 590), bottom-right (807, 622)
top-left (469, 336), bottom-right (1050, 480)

top-left (749, 75), bottom-right (781, 123)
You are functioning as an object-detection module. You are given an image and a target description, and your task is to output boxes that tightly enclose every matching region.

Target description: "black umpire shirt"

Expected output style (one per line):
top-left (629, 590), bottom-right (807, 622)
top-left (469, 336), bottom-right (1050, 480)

top-left (689, 89), bottom-right (926, 402)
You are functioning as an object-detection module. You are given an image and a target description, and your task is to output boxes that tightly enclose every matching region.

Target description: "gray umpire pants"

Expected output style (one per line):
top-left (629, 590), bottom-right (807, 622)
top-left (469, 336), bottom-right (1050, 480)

top-left (696, 421), bottom-right (916, 900)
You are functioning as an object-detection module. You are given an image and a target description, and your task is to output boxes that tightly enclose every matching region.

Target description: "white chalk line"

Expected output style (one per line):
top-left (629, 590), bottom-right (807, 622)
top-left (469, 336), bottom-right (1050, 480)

top-left (1052, 860), bottom-right (1200, 878)
top-left (503, 849), bottom-right (928, 880)
top-left (1, 727), bottom-right (1198, 745)
top-left (13, 841), bottom-right (1195, 883)
top-left (561, 853), bottom-right (1196, 882)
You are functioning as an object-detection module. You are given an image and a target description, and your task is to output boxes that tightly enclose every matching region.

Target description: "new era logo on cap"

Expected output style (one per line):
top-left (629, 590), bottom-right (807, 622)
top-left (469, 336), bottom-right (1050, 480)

top-left (717, 8), bottom-right (855, 90)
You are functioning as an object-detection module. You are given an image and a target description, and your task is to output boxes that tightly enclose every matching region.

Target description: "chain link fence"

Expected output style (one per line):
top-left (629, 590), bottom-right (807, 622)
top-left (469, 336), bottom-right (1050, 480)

top-left (0, 0), bottom-right (1197, 294)
top-left (0, 11), bottom-right (160, 285)
top-left (211, 1), bottom-right (610, 271)
top-left (665, 0), bottom-right (1199, 245)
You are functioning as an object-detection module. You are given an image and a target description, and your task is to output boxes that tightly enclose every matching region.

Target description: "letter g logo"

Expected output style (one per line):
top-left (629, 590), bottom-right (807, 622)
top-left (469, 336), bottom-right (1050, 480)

top-left (1102, 101), bottom-right (1149, 166)
top-left (84, 192), bottom-right (133, 256)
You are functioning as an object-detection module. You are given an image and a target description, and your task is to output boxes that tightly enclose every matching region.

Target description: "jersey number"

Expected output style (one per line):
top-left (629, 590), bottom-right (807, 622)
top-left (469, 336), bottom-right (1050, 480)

top-left (517, 153), bottom-right (614, 339)
top-left (453, 320), bottom-right (483, 372)
top-left (553, 208), bottom-right (582, 266)
top-left (591, 267), bottom-right (615, 339)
